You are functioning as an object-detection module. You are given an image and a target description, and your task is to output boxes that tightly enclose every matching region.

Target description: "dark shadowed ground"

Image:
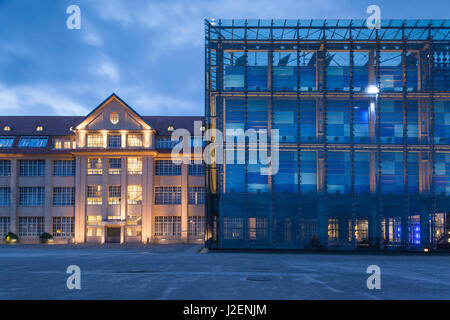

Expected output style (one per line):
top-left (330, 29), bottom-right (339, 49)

top-left (0, 244), bottom-right (448, 299)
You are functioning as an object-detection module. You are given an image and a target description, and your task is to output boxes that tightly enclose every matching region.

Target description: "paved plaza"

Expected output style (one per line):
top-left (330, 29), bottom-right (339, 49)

top-left (0, 244), bottom-right (448, 299)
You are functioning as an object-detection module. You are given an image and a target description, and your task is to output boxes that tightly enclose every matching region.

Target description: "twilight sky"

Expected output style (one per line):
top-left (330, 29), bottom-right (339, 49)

top-left (0, 0), bottom-right (448, 116)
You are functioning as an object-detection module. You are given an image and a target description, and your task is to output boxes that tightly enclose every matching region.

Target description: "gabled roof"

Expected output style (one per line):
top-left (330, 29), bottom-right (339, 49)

top-left (74, 93), bottom-right (152, 130)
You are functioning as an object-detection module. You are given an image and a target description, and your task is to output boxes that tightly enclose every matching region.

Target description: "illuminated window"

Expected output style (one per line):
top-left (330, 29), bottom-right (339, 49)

top-left (127, 134), bottom-right (143, 147)
top-left (328, 219), bottom-right (339, 242)
top-left (248, 217), bottom-right (268, 240)
top-left (167, 125), bottom-right (174, 132)
top-left (110, 112), bottom-right (119, 125)
top-left (36, 125), bottom-right (44, 132)
top-left (87, 186), bottom-right (102, 205)
top-left (127, 185), bottom-right (142, 205)
top-left (87, 158), bottom-right (103, 175)
top-left (54, 137), bottom-right (72, 149)
top-left (86, 216), bottom-right (102, 225)
top-left (107, 216), bottom-right (121, 221)
top-left (108, 158), bottom-right (121, 174)
top-left (126, 215), bottom-right (142, 225)
top-left (87, 227), bottom-right (94, 236)
top-left (349, 219), bottom-right (369, 243)
top-left (127, 157), bottom-right (142, 175)
top-left (3, 125), bottom-right (11, 132)
top-left (87, 134), bottom-right (103, 148)
top-left (96, 228), bottom-right (102, 236)
top-left (108, 186), bottom-right (121, 205)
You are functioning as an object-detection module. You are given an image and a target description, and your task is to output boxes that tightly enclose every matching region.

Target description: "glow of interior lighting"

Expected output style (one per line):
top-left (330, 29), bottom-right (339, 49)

top-left (367, 85), bottom-right (380, 95)
top-left (370, 102), bottom-right (375, 113)
top-left (424, 248), bottom-right (429, 252)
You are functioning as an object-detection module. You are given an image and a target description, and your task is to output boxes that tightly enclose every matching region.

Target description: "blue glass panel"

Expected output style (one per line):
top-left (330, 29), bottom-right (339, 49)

top-left (379, 100), bottom-right (403, 144)
top-left (381, 152), bottom-right (404, 195)
top-left (300, 151), bottom-right (316, 193)
top-left (327, 152), bottom-right (351, 194)
top-left (273, 151), bottom-right (297, 193)
top-left (354, 152), bottom-right (370, 193)
top-left (300, 100), bottom-right (316, 143)
top-left (434, 153), bottom-right (450, 196)
top-left (273, 100), bottom-right (297, 143)
top-left (327, 100), bottom-right (350, 143)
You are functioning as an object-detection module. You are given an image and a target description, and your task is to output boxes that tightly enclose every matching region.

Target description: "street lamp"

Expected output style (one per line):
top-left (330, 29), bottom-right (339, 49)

top-left (366, 85), bottom-right (380, 95)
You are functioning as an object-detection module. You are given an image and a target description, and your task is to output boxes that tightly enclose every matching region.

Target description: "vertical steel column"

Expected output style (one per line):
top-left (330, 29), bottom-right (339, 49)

top-left (428, 29), bottom-right (437, 250)
top-left (296, 21), bottom-right (303, 248)
top-left (243, 20), bottom-right (249, 249)
top-left (376, 29), bottom-right (383, 248)
top-left (349, 28), bottom-right (356, 248)
top-left (401, 25), bottom-right (410, 249)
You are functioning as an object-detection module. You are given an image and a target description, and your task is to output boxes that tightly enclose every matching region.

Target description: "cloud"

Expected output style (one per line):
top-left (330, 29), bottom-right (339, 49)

top-left (0, 83), bottom-right (89, 116)
top-left (96, 61), bottom-right (120, 82)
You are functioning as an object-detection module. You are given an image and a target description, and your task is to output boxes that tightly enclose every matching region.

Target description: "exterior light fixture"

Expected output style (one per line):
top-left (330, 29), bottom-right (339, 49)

top-left (367, 85), bottom-right (380, 95)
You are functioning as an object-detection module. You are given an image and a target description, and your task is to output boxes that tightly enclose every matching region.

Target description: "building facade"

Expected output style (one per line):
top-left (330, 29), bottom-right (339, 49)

top-left (205, 19), bottom-right (450, 250)
top-left (0, 94), bottom-right (205, 244)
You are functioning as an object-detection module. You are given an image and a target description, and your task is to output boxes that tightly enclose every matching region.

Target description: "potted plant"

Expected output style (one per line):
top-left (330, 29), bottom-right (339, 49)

top-left (4, 232), bottom-right (18, 244)
top-left (39, 232), bottom-right (53, 244)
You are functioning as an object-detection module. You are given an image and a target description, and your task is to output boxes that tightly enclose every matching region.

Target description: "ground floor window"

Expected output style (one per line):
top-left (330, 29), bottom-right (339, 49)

top-left (126, 226), bottom-right (142, 237)
top-left (19, 217), bottom-right (44, 236)
top-left (154, 216), bottom-right (181, 236)
top-left (188, 216), bottom-right (205, 237)
top-left (223, 217), bottom-right (244, 240)
top-left (328, 218), bottom-right (339, 242)
top-left (87, 227), bottom-right (102, 237)
top-left (348, 219), bottom-right (369, 244)
top-left (52, 217), bottom-right (74, 237)
top-left (248, 217), bottom-right (268, 240)
top-left (0, 216), bottom-right (10, 236)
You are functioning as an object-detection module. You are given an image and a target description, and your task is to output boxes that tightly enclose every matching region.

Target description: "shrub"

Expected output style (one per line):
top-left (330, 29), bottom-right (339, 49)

top-left (39, 232), bottom-right (53, 244)
top-left (4, 232), bottom-right (18, 244)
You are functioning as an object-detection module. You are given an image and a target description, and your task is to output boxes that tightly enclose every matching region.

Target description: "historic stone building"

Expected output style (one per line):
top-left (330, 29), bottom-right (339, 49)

top-left (0, 93), bottom-right (205, 244)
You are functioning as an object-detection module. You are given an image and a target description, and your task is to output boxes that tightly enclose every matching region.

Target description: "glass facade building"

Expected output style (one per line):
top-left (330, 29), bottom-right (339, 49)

top-left (205, 19), bottom-right (450, 250)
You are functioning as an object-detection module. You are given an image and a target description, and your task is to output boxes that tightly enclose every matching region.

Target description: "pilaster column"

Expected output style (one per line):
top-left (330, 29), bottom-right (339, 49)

top-left (120, 156), bottom-right (127, 220)
top-left (75, 157), bottom-right (87, 243)
top-left (9, 159), bottom-right (17, 234)
top-left (44, 158), bottom-right (53, 233)
top-left (142, 157), bottom-right (153, 243)
top-left (181, 162), bottom-right (189, 242)
top-left (101, 156), bottom-right (108, 220)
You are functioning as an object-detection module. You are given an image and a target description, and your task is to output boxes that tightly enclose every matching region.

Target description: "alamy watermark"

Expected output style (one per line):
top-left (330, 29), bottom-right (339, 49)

top-left (170, 121), bottom-right (280, 175)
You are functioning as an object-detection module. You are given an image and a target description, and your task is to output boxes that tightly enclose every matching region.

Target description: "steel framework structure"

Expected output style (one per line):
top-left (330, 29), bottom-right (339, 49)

top-left (205, 19), bottom-right (450, 250)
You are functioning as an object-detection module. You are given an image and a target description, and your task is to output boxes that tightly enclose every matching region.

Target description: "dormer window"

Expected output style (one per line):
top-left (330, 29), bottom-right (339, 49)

top-left (36, 125), bottom-right (44, 132)
top-left (3, 125), bottom-right (11, 132)
top-left (167, 125), bottom-right (174, 132)
top-left (110, 112), bottom-right (119, 125)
